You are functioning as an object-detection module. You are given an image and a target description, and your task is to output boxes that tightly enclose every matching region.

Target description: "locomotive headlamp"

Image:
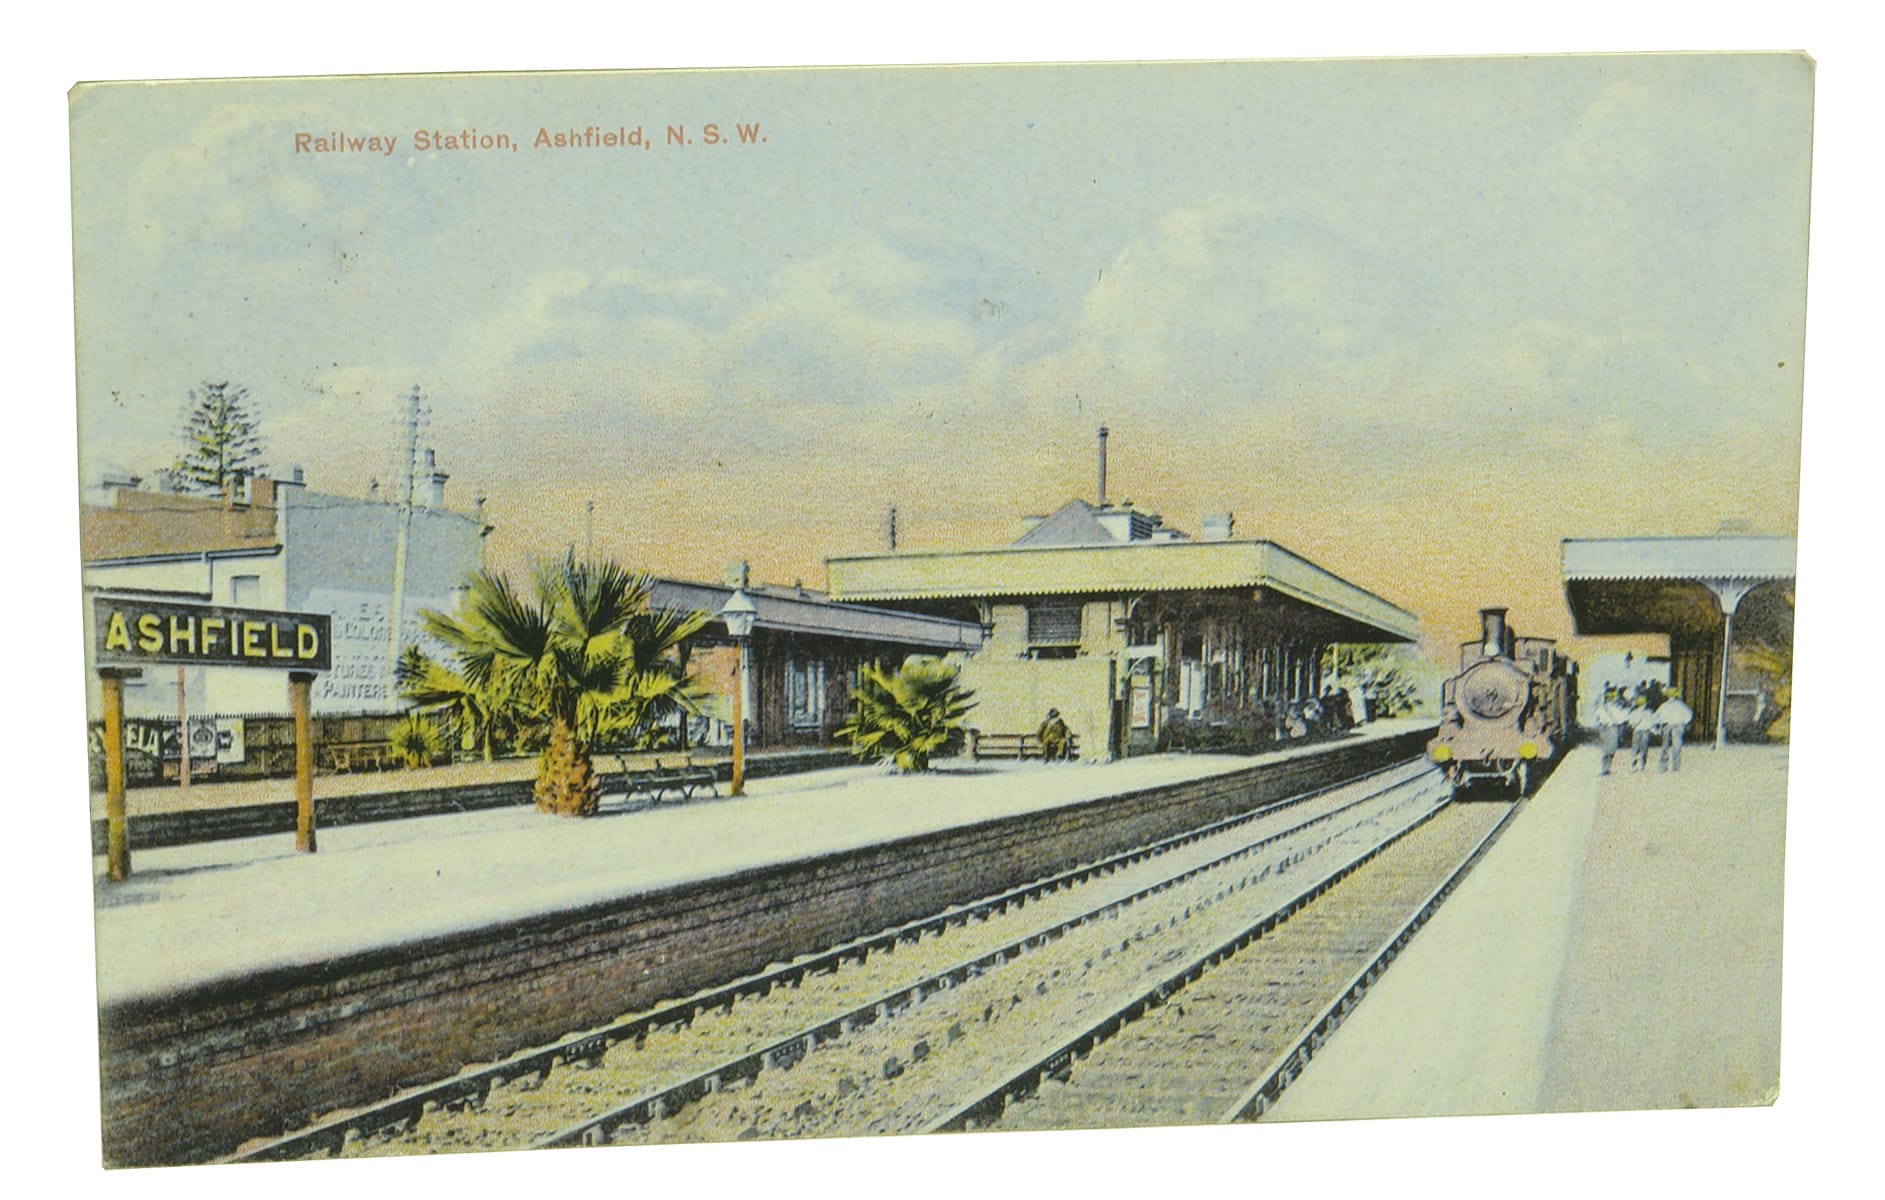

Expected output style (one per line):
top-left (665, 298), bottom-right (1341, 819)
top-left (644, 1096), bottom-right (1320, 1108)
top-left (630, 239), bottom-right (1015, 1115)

top-left (1518, 740), bottom-right (1538, 759)
top-left (1430, 744), bottom-right (1452, 763)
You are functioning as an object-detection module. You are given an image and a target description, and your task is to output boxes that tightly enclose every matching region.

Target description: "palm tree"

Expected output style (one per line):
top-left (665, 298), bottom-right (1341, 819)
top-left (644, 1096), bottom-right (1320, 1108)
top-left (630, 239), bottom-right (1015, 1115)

top-left (387, 714), bottom-right (443, 769)
top-left (586, 604), bottom-right (713, 751)
top-left (395, 645), bottom-right (523, 761)
top-left (412, 553), bottom-right (709, 816)
top-left (836, 658), bottom-right (976, 773)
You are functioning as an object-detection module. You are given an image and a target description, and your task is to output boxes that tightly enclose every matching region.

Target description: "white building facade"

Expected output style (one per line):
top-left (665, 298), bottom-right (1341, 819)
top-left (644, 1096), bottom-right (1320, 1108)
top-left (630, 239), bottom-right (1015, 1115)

top-left (81, 469), bottom-right (486, 720)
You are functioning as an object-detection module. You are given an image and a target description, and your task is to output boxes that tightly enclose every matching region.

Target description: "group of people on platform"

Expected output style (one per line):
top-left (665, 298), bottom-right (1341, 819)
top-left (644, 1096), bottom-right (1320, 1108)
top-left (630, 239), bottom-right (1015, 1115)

top-left (1035, 684), bottom-right (1366, 760)
top-left (1593, 681), bottom-right (1695, 775)
top-left (1277, 687), bottom-right (1361, 741)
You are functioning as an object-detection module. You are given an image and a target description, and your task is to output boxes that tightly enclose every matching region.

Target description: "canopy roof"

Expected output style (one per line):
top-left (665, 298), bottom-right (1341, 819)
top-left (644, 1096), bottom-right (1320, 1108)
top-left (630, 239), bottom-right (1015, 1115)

top-left (1563, 536), bottom-right (1797, 583)
top-left (827, 539), bottom-right (1417, 643)
top-left (648, 578), bottom-right (984, 652)
top-left (1562, 536), bottom-right (1797, 636)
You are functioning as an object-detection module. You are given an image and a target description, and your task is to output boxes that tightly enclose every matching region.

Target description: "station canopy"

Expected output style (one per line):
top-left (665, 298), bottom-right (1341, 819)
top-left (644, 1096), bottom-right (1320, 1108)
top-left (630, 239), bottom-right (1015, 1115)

top-left (827, 539), bottom-right (1417, 645)
top-left (1562, 536), bottom-right (1797, 635)
top-left (647, 577), bottom-right (984, 652)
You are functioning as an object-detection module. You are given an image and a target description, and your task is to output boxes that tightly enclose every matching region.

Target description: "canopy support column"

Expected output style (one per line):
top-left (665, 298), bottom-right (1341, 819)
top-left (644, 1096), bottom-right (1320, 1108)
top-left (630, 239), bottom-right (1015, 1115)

top-left (1703, 579), bottom-right (1755, 751)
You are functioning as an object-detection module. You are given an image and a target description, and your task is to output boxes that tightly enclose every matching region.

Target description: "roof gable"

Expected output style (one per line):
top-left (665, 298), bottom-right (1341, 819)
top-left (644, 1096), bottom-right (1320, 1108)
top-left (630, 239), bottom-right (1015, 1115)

top-left (1012, 499), bottom-right (1116, 548)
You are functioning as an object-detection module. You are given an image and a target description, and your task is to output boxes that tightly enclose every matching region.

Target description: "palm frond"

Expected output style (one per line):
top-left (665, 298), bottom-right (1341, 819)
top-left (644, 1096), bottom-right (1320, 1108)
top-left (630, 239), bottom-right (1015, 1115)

top-left (837, 658), bottom-right (976, 772)
top-left (413, 555), bottom-right (713, 809)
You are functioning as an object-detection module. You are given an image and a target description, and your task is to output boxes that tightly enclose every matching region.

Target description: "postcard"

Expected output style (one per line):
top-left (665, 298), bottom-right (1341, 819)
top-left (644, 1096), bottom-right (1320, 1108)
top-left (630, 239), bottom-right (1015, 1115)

top-left (71, 54), bottom-right (1809, 1170)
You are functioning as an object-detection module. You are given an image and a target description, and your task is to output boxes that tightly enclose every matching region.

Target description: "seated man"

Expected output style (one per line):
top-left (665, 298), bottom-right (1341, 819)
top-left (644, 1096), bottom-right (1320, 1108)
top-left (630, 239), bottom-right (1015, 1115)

top-left (1036, 708), bottom-right (1072, 761)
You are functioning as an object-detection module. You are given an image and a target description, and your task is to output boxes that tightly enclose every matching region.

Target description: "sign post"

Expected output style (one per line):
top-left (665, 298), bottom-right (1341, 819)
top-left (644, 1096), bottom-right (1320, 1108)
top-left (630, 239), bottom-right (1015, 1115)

top-left (92, 597), bottom-right (331, 880)
top-left (176, 665), bottom-right (190, 790)
top-left (99, 667), bottom-right (138, 883)
top-left (290, 671), bottom-right (316, 853)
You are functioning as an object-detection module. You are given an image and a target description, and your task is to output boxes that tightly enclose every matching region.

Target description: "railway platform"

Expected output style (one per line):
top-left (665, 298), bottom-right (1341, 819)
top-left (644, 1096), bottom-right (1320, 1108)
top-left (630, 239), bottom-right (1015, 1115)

top-left (1265, 740), bottom-right (1786, 1119)
top-left (95, 718), bottom-right (1436, 1165)
top-left (92, 718), bottom-right (1431, 1006)
top-left (89, 745), bottom-right (861, 823)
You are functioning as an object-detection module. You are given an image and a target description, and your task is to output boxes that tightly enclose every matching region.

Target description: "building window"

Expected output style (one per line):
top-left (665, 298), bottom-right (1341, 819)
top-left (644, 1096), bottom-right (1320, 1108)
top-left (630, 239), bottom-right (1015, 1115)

top-left (229, 574), bottom-right (261, 606)
top-left (1027, 602), bottom-right (1082, 657)
top-left (787, 659), bottom-right (827, 731)
top-left (1180, 659), bottom-right (1207, 718)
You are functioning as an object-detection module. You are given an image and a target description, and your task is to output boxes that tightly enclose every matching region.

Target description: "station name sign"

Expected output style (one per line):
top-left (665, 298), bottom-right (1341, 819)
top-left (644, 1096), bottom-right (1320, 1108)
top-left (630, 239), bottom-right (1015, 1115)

top-left (94, 598), bottom-right (331, 671)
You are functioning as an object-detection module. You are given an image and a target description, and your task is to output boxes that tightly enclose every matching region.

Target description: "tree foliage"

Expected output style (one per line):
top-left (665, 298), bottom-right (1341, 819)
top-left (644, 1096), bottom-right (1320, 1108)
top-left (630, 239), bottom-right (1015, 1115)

top-left (175, 381), bottom-right (266, 494)
top-left (386, 714), bottom-right (443, 769)
top-left (1321, 643), bottom-right (1439, 717)
top-left (1733, 586), bottom-right (1795, 742)
top-left (404, 553), bottom-right (710, 815)
top-left (836, 658), bottom-right (976, 773)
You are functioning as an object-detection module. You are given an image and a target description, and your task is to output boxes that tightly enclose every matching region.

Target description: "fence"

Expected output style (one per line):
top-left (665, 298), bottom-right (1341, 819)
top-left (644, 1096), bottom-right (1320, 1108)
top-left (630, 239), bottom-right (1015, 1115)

top-left (85, 710), bottom-right (458, 787)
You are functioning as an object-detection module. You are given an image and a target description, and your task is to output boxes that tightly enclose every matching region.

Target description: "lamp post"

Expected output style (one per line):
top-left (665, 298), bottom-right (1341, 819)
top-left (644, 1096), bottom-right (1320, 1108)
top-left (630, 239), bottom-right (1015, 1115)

top-left (719, 589), bottom-right (757, 796)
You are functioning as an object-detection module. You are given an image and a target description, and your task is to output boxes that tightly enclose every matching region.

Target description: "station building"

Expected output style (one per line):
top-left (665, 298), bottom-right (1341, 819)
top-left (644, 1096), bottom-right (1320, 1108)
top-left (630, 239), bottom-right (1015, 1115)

top-left (826, 498), bottom-right (1418, 759)
top-left (80, 462), bottom-right (488, 722)
top-left (646, 570), bottom-right (983, 752)
top-left (1562, 535), bottom-right (1796, 744)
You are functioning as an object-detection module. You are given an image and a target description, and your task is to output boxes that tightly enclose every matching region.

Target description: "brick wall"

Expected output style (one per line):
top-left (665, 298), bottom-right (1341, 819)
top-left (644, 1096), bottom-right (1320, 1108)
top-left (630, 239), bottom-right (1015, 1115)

top-left (98, 729), bottom-right (1429, 1165)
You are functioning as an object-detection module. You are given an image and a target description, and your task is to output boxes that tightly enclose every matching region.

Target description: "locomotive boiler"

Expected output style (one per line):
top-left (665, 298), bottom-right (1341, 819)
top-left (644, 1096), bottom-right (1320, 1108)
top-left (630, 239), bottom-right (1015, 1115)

top-left (1428, 608), bottom-right (1577, 797)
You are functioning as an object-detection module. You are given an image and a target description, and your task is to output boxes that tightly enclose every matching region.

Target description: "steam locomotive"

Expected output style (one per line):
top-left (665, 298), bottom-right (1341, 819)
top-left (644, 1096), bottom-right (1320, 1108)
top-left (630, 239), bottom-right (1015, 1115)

top-left (1428, 608), bottom-right (1577, 797)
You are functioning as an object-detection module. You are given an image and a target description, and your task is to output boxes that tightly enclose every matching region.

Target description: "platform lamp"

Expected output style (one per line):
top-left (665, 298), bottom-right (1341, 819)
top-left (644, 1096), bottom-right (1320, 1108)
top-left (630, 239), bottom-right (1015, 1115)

top-left (719, 589), bottom-right (758, 795)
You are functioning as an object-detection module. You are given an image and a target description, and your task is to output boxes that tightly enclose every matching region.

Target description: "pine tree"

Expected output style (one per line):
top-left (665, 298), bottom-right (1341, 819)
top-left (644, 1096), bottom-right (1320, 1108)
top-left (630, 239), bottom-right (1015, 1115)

top-left (175, 381), bottom-right (266, 494)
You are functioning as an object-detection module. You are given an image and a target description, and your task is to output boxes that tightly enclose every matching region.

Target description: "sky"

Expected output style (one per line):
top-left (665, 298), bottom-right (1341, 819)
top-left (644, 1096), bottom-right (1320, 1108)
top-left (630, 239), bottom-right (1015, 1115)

top-left (70, 54), bottom-right (1811, 657)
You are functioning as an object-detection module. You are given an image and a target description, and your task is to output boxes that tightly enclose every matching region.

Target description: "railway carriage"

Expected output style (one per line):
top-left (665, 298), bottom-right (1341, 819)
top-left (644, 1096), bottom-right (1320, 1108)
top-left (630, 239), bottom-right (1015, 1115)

top-left (1428, 608), bottom-right (1577, 797)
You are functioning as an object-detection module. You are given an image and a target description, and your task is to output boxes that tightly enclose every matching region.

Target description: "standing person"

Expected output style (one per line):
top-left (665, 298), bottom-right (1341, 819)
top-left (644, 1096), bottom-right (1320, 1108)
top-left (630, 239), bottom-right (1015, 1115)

top-left (1595, 687), bottom-right (1627, 776)
top-left (1627, 693), bottom-right (1657, 773)
top-left (1036, 708), bottom-right (1071, 762)
top-left (1657, 687), bottom-right (1694, 772)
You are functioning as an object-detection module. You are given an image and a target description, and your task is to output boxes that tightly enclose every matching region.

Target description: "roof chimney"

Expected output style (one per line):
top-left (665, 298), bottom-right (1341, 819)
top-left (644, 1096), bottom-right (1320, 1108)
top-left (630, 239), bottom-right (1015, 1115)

top-left (1097, 425), bottom-right (1109, 507)
top-left (99, 470), bottom-right (142, 502)
top-left (1200, 513), bottom-right (1234, 541)
top-left (422, 448), bottom-right (448, 509)
top-left (722, 560), bottom-right (750, 589)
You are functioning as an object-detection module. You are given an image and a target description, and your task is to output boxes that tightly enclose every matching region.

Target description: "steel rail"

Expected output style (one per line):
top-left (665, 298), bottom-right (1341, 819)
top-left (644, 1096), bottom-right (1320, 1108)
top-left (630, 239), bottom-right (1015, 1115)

top-left (535, 769), bottom-right (1444, 1148)
top-left (1218, 795), bottom-right (1525, 1121)
top-left (231, 755), bottom-right (1425, 1162)
top-left (922, 783), bottom-right (1455, 1134)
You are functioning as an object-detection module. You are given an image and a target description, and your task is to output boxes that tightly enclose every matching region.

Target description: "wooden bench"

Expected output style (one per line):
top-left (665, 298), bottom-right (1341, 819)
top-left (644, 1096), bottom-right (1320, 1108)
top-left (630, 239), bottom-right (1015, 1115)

top-left (607, 759), bottom-right (720, 806)
top-left (967, 731), bottom-right (1079, 762)
top-left (322, 741), bottom-right (391, 773)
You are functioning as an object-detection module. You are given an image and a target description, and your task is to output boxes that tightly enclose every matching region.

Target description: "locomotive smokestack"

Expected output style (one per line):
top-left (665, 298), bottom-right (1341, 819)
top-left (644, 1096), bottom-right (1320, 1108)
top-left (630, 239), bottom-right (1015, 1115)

top-left (1480, 608), bottom-right (1511, 659)
top-left (1097, 425), bottom-right (1109, 507)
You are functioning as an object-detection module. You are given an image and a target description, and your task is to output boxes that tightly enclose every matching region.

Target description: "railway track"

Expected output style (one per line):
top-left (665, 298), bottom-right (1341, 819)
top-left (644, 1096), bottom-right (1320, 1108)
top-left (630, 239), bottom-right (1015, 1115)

top-left (949, 799), bottom-right (1516, 1132)
top-left (233, 758), bottom-right (1444, 1160)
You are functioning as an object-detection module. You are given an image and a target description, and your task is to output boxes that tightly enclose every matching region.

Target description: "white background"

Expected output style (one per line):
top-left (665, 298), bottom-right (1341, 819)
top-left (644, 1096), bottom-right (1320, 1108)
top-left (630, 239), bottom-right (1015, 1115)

top-left (6, 4), bottom-right (1875, 1197)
